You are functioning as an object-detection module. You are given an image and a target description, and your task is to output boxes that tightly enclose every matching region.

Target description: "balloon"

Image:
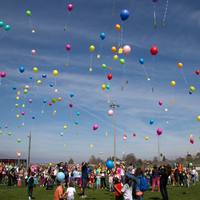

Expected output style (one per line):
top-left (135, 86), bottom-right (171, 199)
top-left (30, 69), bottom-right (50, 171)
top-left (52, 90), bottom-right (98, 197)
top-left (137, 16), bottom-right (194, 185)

top-left (159, 101), bottom-right (162, 106)
top-left (150, 46), bottom-right (158, 56)
top-left (32, 116), bottom-right (35, 119)
top-left (69, 103), bottom-right (73, 107)
top-left (197, 116), bottom-right (200, 121)
top-left (150, 119), bottom-right (154, 124)
top-left (17, 153), bottom-right (21, 157)
top-left (24, 89), bottom-right (28, 94)
top-left (57, 172), bottom-right (65, 181)
top-left (145, 137), bottom-right (148, 140)
top-left (5, 125), bottom-right (7, 128)
top-left (178, 63), bottom-right (182, 68)
top-left (107, 74), bottom-right (112, 80)
top-left (115, 24), bottom-right (121, 31)
top-left (120, 59), bottom-right (125, 65)
top-left (8, 132), bottom-right (11, 136)
top-left (52, 98), bottom-right (56, 103)
top-left (31, 50), bottom-right (36, 55)
top-left (157, 129), bottom-right (162, 135)
top-left (43, 99), bottom-right (47, 103)
top-left (77, 112), bottom-right (80, 116)
top-left (168, 163), bottom-right (171, 166)
top-left (102, 84), bottom-right (106, 90)
top-left (5, 25), bottom-right (10, 31)
top-left (37, 80), bottom-right (41, 84)
top-left (16, 115), bottom-right (19, 118)
top-left (93, 124), bottom-right (98, 130)
top-left (66, 44), bottom-right (71, 51)
top-left (96, 170), bottom-right (99, 174)
top-left (42, 74), bottom-right (47, 78)
top-left (189, 91), bottom-right (192, 95)
top-left (15, 104), bottom-right (18, 107)
top-left (99, 152), bottom-right (101, 155)
top-left (190, 86), bottom-right (195, 92)
top-left (190, 139), bottom-right (194, 144)
top-left (19, 66), bottom-right (25, 73)
top-left (49, 163), bottom-right (52, 166)
top-left (0, 72), bottom-right (6, 78)
top-left (171, 81), bottom-right (176, 87)
top-left (29, 99), bottom-right (32, 103)
top-left (16, 96), bottom-right (19, 100)
top-left (108, 110), bottom-right (113, 116)
top-left (123, 45), bottom-right (131, 55)
top-left (70, 93), bottom-right (74, 97)
top-left (165, 109), bottom-right (168, 112)
top-left (90, 45), bottom-right (95, 52)
top-left (120, 9), bottom-right (129, 21)
top-left (34, 167), bottom-right (37, 172)
top-left (25, 85), bottom-right (29, 90)
top-left (100, 33), bottom-right (106, 40)
top-left (50, 83), bottom-right (53, 87)
top-left (68, 4), bottom-right (73, 11)
top-left (58, 97), bottom-right (61, 101)
top-left (30, 76), bottom-right (32, 79)
top-left (106, 85), bottom-right (110, 89)
top-left (22, 111), bottom-right (25, 115)
top-left (139, 58), bottom-right (144, 64)
top-left (102, 64), bottom-right (106, 69)
top-left (61, 132), bottom-right (64, 136)
top-left (33, 67), bottom-right (38, 72)
top-left (18, 139), bottom-right (21, 143)
top-left (63, 126), bottom-right (67, 130)
top-left (111, 47), bottom-right (116, 53)
top-left (113, 55), bottom-right (118, 60)
top-left (133, 133), bottom-right (136, 137)
top-left (75, 121), bottom-right (78, 125)
top-left (13, 86), bottom-right (16, 90)
top-left (53, 70), bottom-right (58, 76)
top-left (26, 11), bottom-right (31, 16)
top-left (189, 163), bottom-right (193, 167)
top-left (123, 136), bottom-right (126, 141)
top-left (196, 70), bottom-right (199, 75)
top-left (0, 21), bottom-right (4, 27)
top-left (106, 160), bottom-right (114, 169)
top-left (49, 103), bottom-right (52, 106)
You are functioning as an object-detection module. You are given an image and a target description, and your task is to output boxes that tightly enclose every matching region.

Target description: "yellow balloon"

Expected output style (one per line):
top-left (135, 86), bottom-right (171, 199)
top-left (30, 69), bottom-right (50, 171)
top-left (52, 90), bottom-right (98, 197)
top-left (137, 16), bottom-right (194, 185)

top-left (197, 116), bottom-right (200, 121)
top-left (99, 152), bottom-right (101, 155)
top-left (53, 70), bottom-right (58, 76)
top-left (145, 137), bottom-right (148, 140)
top-left (64, 126), bottom-right (67, 129)
top-left (37, 80), bottom-right (41, 84)
top-left (16, 96), bottom-right (19, 100)
top-left (115, 24), bottom-right (121, 31)
top-left (113, 55), bottom-right (118, 61)
top-left (0, 131), bottom-right (1, 134)
top-left (171, 81), bottom-right (176, 87)
top-left (16, 115), bottom-right (19, 118)
top-left (102, 84), bottom-right (106, 90)
top-left (90, 45), bottom-right (95, 52)
top-left (33, 67), bottom-right (38, 72)
top-left (49, 163), bottom-right (52, 166)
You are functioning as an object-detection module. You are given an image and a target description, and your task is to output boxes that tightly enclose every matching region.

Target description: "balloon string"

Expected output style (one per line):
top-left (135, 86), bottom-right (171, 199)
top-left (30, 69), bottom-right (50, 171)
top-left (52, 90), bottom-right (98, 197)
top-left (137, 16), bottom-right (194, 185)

top-left (181, 68), bottom-right (187, 84)
top-left (90, 54), bottom-right (92, 69)
top-left (161, 0), bottom-right (169, 27)
top-left (29, 17), bottom-right (33, 31)
top-left (121, 21), bottom-right (123, 46)
top-left (142, 64), bottom-right (149, 80)
top-left (111, 0), bottom-right (115, 16)
top-left (123, 58), bottom-right (128, 84)
top-left (152, 56), bottom-right (154, 92)
top-left (66, 51), bottom-right (70, 63)
top-left (118, 32), bottom-right (120, 47)
top-left (153, 3), bottom-right (157, 29)
top-left (42, 104), bottom-right (45, 113)
top-left (98, 41), bottom-right (103, 57)
top-left (64, 12), bottom-right (71, 31)
top-left (172, 88), bottom-right (174, 102)
top-left (55, 77), bottom-right (57, 86)
top-left (0, 31), bottom-right (6, 40)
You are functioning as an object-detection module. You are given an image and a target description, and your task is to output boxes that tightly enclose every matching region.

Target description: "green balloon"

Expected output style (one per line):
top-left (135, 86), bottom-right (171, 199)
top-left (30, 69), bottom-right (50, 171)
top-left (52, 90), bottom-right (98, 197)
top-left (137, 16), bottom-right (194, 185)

top-left (15, 104), bottom-right (19, 107)
top-left (190, 86), bottom-right (195, 92)
top-left (0, 21), bottom-right (4, 27)
top-left (18, 139), bottom-right (21, 143)
top-left (26, 11), bottom-right (31, 17)
top-left (77, 112), bottom-right (80, 116)
top-left (52, 98), bottom-right (56, 103)
top-left (102, 64), bottom-right (106, 69)
top-left (106, 85), bottom-right (110, 89)
top-left (8, 132), bottom-right (11, 136)
top-left (5, 25), bottom-right (10, 31)
top-left (8, 166), bottom-right (13, 171)
top-left (189, 163), bottom-right (193, 167)
top-left (24, 89), bottom-right (28, 94)
top-left (120, 59), bottom-right (125, 65)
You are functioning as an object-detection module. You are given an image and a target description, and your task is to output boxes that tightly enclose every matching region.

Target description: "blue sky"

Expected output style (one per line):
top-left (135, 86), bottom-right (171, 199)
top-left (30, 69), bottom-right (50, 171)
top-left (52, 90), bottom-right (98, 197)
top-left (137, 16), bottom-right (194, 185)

top-left (0, 0), bottom-right (200, 164)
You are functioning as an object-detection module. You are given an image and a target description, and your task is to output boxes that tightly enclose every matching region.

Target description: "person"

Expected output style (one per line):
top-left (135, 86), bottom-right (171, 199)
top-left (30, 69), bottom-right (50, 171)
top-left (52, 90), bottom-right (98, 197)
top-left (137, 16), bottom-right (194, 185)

top-left (100, 167), bottom-right (107, 189)
top-left (27, 172), bottom-right (36, 200)
top-left (40, 174), bottom-right (44, 187)
top-left (195, 169), bottom-right (199, 182)
top-left (178, 163), bottom-right (184, 186)
top-left (18, 170), bottom-right (23, 186)
top-left (80, 161), bottom-right (88, 198)
top-left (28, 164), bottom-right (32, 177)
top-left (0, 163), bottom-right (2, 185)
top-left (54, 180), bottom-right (66, 200)
top-left (120, 164), bottom-right (125, 185)
top-left (109, 172), bottom-right (114, 192)
top-left (116, 164), bottom-right (121, 182)
top-left (73, 167), bottom-right (78, 185)
top-left (24, 170), bottom-right (28, 186)
top-left (146, 168), bottom-right (152, 187)
top-left (185, 171), bottom-right (190, 188)
top-left (96, 172), bottom-right (101, 189)
top-left (114, 177), bottom-right (123, 200)
top-left (191, 166), bottom-right (197, 185)
top-left (151, 165), bottom-right (160, 192)
top-left (127, 163), bottom-right (133, 175)
top-left (174, 166), bottom-right (179, 185)
top-left (124, 167), bottom-right (144, 200)
top-left (70, 172), bottom-right (75, 184)
top-left (65, 182), bottom-right (76, 200)
top-left (171, 171), bottom-right (175, 186)
top-left (89, 171), bottom-right (94, 189)
top-left (2, 165), bottom-right (6, 185)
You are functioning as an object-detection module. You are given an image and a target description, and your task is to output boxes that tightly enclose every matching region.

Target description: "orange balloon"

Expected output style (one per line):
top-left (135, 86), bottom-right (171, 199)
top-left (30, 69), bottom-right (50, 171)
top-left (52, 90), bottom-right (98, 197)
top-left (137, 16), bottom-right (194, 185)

top-left (178, 63), bottom-right (183, 68)
top-left (115, 24), bottom-right (120, 31)
top-left (58, 97), bottom-right (61, 101)
top-left (111, 46), bottom-right (116, 53)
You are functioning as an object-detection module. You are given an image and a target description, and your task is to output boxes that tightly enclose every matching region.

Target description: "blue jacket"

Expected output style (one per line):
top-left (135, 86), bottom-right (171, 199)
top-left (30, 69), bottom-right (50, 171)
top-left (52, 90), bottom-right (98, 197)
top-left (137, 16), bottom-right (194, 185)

top-left (125, 173), bottom-right (142, 192)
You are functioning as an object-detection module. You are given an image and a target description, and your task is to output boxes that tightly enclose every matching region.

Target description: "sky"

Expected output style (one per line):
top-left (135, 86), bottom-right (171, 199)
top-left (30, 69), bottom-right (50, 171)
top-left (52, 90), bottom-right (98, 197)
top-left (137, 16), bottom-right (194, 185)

top-left (0, 0), bottom-right (200, 164)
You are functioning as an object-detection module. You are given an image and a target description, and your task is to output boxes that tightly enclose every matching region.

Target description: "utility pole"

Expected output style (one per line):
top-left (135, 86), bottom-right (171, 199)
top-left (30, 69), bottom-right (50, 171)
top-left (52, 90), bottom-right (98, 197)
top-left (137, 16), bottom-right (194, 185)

top-left (27, 131), bottom-right (32, 167)
top-left (110, 102), bottom-right (119, 167)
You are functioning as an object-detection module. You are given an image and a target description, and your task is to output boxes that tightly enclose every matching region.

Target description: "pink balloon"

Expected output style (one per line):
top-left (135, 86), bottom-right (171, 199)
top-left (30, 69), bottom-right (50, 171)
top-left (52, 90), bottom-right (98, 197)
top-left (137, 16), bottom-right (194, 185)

top-left (22, 111), bottom-right (25, 115)
top-left (34, 167), bottom-right (37, 172)
top-left (93, 124), bottom-right (98, 130)
top-left (157, 128), bottom-right (162, 135)
top-left (68, 4), bottom-right (73, 11)
top-left (0, 72), bottom-right (6, 78)
top-left (158, 101), bottom-right (162, 106)
top-left (17, 153), bottom-right (21, 157)
top-left (123, 45), bottom-right (131, 55)
top-left (25, 85), bottom-right (29, 90)
top-left (31, 50), bottom-right (36, 55)
top-left (66, 44), bottom-right (71, 51)
top-left (108, 110), bottom-right (113, 116)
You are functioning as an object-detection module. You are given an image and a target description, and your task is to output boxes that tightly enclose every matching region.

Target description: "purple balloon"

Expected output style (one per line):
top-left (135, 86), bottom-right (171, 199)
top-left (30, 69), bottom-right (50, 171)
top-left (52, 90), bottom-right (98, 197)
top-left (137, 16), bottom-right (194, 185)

top-left (29, 99), bottom-right (32, 103)
top-left (157, 128), bottom-right (162, 135)
top-left (5, 125), bottom-right (8, 128)
top-left (66, 44), bottom-right (71, 51)
top-left (93, 124), bottom-right (98, 131)
top-left (0, 72), bottom-right (6, 78)
top-left (68, 4), bottom-right (73, 11)
top-left (153, 0), bottom-right (158, 2)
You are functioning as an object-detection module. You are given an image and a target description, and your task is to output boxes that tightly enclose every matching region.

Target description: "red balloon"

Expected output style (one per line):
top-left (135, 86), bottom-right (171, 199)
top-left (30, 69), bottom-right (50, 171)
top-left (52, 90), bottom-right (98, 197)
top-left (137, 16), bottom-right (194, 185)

top-left (190, 139), bottom-right (194, 144)
top-left (196, 70), bottom-right (199, 75)
top-left (150, 46), bottom-right (158, 56)
top-left (49, 103), bottom-right (52, 106)
top-left (107, 74), bottom-right (112, 80)
top-left (133, 133), bottom-right (136, 137)
top-left (124, 135), bottom-right (127, 138)
top-left (69, 103), bottom-right (73, 107)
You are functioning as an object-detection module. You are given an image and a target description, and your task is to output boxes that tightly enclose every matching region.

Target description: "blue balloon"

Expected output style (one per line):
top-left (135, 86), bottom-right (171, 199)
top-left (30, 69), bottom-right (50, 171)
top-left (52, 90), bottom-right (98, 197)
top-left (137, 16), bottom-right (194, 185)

top-left (120, 9), bottom-right (129, 21)
top-left (100, 33), bottom-right (106, 40)
top-left (106, 160), bottom-right (114, 170)
top-left (168, 163), bottom-right (171, 166)
top-left (174, 163), bottom-right (176, 166)
top-left (42, 74), bottom-right (47, 78)
top-left (150, 119), bottom-right (154, 125)
top-left (70, 93), bottom-right (74, 97)
top-left (189, 91), bottom-right (192, 95)
top-left (13, 86), bottom-right (16, 90)
top-left (50, 83), bottom-right (53, 87)
top-left (19, 66), bottom-right (25, 73)
top-left (30, 76), bottom-right (33, 79)
top-left (0, 126), bottom-right (1, 129)
top-left (75, 165), bottom-right (77, 168)
top-left (43, 99), bottom-right (47, 103)
top-left (75, 121), bottom-right (78, 125)
top-left (32, 116), bottom-right (35, 119)
top-left (139, 58), bottom-right (144, 64)
top-left (61, 133), bottom-right (63, 136)
top-left (57, 172), bottom-right (65, 181)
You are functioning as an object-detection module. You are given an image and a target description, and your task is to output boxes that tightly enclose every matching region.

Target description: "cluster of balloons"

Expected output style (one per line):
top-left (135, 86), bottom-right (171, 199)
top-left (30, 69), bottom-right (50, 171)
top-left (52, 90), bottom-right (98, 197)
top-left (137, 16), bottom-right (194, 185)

top-left (0, 21), bottom-right (10, 31)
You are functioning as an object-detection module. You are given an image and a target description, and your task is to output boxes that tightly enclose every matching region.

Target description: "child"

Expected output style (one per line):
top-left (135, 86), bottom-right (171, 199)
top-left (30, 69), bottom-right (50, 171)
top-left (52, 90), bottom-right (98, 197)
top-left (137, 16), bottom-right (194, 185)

top-left (65, 182), bottom-right (76, 200)
top-left (171, 171), bottom-right (175, 186)
top-left (113, 177), bottom-right (123, 200)
top-left (185, 171), bottom-right (190, 188)
top-left (96, 172), bottom-right (101, 189)
top-left (24, 170), bottom-right (28, 186)
top-left (109, 172), bottom-right (114, 192)
top-left (196, 170), bottom-right (199, 182)
top-left (27, 172), bottom-right (36, 200)
top-left (40, 174), bottom-right (44, 187)
top-left (89, 171), bottom-right (94, 189)
top-left (18, 170), bottom-right (23, 186)
top-left (70, 172), bottom-right (75, 184)
top-left (35, 170), bottom-right (38, 184)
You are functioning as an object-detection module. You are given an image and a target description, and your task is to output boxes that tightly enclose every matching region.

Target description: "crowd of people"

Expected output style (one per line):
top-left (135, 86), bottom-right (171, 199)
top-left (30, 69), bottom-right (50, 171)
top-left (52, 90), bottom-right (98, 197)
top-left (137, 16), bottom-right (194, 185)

top-left (0, 161), bottom-right (199, 200)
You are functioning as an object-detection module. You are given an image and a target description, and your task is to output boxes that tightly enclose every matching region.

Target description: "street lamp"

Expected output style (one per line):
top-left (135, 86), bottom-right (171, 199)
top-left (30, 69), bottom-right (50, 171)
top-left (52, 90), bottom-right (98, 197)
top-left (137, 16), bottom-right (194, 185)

top-left (110, 102), bottom-right (119, 166)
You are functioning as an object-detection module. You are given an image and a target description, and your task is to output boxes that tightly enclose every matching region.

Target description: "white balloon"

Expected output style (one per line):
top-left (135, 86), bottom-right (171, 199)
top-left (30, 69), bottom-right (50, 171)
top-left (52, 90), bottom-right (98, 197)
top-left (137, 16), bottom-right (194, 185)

top-left (165, 109), bottom-right (168, 112)
top-left (123, 136), bottom-right (126, 141)
top-left (17, 153), bottom-right (21, 157)
top-left (108, 110), bottom-right (113, 116)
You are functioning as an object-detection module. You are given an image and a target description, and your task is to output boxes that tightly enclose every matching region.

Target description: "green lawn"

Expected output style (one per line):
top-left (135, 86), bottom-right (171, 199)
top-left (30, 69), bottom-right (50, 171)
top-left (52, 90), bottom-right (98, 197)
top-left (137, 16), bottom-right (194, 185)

top-left (0, 181), bottom-right (200, 200)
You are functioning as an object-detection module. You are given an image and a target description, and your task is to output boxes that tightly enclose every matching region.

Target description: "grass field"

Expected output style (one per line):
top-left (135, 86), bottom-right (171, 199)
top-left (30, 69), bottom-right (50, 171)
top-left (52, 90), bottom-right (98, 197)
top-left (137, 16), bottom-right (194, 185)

top-left (1, 180), bottom-right (200, 200)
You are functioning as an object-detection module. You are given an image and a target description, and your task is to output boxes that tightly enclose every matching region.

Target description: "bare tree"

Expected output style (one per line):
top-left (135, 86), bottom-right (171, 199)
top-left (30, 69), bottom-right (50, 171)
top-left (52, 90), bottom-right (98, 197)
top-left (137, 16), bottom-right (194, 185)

top-left (122, 153), bottom-right (137, 166)
top-left (68, 158), bottom-right (74, 164)
top-left (153, 156), bottom-right (158, 163)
